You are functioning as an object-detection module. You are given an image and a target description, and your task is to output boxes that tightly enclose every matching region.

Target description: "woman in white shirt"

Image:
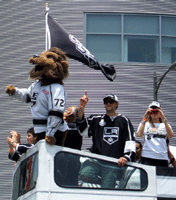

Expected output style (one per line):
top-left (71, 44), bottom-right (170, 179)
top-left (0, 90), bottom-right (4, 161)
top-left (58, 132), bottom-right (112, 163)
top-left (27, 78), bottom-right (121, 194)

top-left (137, 101), bottom-right (174, 167)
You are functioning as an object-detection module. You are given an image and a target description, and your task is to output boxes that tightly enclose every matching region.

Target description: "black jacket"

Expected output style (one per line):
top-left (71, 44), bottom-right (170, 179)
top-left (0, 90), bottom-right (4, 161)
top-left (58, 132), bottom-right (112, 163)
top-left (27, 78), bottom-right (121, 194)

top-left (9, 144), bottom-right (34, 161)
top-left (77, 114), bottom-right (135, 161)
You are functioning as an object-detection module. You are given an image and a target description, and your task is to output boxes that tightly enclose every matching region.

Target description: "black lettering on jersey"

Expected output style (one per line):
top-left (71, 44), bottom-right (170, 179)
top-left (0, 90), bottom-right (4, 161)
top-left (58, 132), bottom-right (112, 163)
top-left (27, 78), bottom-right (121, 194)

top-left (103, 127), bottom-right (119, 145)
top-left (31, 92), bottom-right (38, 107)
top-left (55, 99), bottom-right (64, 107)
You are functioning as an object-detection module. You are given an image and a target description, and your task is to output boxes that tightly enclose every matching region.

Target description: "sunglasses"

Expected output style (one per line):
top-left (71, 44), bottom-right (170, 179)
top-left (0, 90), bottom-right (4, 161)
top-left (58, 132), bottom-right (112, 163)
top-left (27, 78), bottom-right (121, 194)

top-left (136, 147), bottom-right (140, 150)
top-left (150, 109), bottom-right (159, 115)
top-left (104, 99), bottom-right (115, 105)
top-left (151, 106), bottom-right (159, 109)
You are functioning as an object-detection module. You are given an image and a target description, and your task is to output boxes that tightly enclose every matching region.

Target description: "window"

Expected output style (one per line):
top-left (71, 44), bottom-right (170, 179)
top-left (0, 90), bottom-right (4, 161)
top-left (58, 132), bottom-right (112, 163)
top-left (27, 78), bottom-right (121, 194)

top-left (12, 153), bottom-right (38, 200)
top-left (85, 14), bottom-right (176, 64)
top-left (86, 14), bottom-right (121, 62)
top-left (54, 152), bottom-right (148, 190)
top-left (124, 36), bottom-right (159, 63)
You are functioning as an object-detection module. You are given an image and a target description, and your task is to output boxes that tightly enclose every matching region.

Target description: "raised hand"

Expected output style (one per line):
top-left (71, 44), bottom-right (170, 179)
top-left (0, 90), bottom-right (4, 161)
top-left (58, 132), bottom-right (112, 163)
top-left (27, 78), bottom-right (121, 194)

top-left (144, 108), bottom-right (152, 121)
top-left (80, 90), bottom-right (89, 108)
top-left (5, 85), bottom-right (16, 95)
top-left (77, 90), bottom-right (89, 120)
top-left (158, 109), bottom-right (165, 121)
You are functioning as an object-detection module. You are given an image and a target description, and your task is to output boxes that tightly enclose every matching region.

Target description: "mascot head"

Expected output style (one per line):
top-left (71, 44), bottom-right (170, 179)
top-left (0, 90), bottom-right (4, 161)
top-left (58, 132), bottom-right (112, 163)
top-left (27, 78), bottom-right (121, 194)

top-left (29, 47), bottom-right (69, 85)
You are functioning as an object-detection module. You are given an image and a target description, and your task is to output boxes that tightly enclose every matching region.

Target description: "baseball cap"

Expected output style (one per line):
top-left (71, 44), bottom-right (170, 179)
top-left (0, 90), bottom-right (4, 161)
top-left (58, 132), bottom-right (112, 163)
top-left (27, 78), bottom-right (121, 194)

top-left (148, 101), bottom-right (160, 108)
top-left (103, 94), bottom-right (118, 102)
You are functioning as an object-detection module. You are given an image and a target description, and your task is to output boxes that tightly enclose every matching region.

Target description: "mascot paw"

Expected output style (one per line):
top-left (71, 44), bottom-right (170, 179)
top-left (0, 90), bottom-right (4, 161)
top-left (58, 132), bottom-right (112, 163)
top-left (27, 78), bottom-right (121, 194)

top-left (5, 85), bottom-right (16, 95)
top-left (45, 135), bottom-right (56, 145)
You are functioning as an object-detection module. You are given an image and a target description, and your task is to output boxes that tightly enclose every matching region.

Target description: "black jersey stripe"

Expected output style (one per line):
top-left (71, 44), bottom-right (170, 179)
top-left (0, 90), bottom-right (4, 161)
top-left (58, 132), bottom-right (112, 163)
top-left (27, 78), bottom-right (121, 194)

top-left (33, 119), bottom-right (47, 125)
top-left (48, 110), bottom-right (63, 119)
top-left (50, 85), bottom-right (53, 109)
top-left (26, 94), bottom-right (31, 103)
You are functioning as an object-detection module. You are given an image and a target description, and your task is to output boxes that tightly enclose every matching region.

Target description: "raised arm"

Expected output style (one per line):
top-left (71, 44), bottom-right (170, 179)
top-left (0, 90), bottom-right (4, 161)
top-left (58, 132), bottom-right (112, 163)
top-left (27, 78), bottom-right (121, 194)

top-left (158, 109), bottom-right (174, 138)
top-left (77, 90), bottom-right (89, 120)
top-left (137, 108), bottom-right (151, 137)
top-left (76, 90), bottom-right (89, 136)
top-left (5, 84), bottom-right (31, 103)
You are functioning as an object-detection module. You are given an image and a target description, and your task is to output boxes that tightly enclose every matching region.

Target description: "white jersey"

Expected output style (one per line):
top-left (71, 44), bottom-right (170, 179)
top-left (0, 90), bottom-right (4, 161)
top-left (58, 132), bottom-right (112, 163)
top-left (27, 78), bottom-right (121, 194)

top-left (13, 80), bottom-right (68, 136)
top-left (137, 122), bottom-right (172, 160)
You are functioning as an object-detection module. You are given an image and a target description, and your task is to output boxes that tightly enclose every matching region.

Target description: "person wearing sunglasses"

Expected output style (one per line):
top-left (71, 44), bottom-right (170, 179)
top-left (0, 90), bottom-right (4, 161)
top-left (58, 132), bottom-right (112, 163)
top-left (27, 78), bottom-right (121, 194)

top-left (76, 91), bottom-right (135, 188)
top-left (137, 101), bottom-right (174, 167)
top-left (77, 91), bottom-right (135, 165)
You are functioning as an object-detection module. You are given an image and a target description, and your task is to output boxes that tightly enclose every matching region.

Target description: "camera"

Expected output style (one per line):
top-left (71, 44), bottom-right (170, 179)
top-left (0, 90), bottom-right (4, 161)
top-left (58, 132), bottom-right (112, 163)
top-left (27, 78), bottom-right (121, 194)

top-left (150, 109), bottom-right (159, 115)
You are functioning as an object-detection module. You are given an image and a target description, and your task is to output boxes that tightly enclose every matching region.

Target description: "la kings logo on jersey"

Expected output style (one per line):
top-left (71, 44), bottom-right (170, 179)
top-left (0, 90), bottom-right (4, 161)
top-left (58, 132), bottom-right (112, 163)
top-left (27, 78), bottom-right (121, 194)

top-left (31, 92), bottom-right (38, 107)
top-left (103, 127), bottom-right (119, 145)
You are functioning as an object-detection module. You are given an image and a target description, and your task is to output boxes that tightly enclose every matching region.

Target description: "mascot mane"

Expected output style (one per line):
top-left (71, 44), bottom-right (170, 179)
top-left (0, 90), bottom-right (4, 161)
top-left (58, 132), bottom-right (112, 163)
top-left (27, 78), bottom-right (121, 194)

top-left (29, 47), bottom-right (69, 85)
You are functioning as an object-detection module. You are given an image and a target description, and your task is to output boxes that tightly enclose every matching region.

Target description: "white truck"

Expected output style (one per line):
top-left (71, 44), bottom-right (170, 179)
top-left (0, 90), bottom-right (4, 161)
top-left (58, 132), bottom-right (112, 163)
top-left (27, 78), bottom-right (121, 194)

top-left (11, 140), bottom-right (176, 200)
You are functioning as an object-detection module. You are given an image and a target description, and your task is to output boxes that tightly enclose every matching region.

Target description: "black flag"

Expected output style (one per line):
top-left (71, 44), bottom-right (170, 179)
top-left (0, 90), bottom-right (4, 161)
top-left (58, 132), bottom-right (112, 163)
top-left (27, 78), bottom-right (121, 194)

top-left (47, 15), bottom-right (116, 81)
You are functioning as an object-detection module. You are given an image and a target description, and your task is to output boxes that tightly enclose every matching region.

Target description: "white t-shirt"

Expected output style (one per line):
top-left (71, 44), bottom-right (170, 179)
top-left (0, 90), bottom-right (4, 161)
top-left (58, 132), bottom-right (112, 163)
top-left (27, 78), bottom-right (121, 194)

top-left (137, 122), bottom-right (172, 160)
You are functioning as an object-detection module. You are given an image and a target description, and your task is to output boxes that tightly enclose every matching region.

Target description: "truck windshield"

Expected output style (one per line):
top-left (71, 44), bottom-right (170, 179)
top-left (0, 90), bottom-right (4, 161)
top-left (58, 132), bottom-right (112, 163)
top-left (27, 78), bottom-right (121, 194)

top-left (12, 152), bottom-right (38, 200)
top-left (54, 152), bottom-right (148, 190)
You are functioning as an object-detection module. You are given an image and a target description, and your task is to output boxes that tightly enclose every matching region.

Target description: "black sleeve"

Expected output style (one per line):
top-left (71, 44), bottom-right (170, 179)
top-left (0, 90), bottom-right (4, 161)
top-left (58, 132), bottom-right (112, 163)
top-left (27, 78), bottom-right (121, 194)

top-left (87, 115), bottom-right (95, 137)
top-left (123, 117), bottom-right (136, 162)
top-left (8, 144), bottom-right (33, 162)
top-left (76, 114), bottom-right (88, 133)
top-left (8, 151), bottom-right (20, 162)
top-left (26, 94), bottom-right (31, 103)
top-left (17, 144), bottom-right (33, 155)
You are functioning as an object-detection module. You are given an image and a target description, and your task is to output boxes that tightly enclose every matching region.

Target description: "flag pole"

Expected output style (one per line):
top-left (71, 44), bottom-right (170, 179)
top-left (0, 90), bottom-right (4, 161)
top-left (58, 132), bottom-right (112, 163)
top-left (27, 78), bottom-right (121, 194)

top-left (45, 3), bottom-right (49, 51)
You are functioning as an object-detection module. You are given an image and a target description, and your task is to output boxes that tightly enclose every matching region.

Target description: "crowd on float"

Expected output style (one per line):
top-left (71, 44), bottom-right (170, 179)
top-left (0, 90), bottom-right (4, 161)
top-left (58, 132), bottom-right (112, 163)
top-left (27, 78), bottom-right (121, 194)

top-left (6, 90), bottom-right (176, 168)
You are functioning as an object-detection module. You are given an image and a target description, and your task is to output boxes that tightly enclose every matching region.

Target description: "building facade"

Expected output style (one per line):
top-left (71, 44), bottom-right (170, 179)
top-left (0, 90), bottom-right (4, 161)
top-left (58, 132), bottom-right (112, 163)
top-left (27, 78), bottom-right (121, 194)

top-left (0, 0), bottom-right (176, 199)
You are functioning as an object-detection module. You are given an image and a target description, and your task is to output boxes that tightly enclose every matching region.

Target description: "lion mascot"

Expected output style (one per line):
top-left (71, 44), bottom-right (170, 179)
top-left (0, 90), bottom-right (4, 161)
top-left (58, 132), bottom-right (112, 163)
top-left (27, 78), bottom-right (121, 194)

top-left (5, 47), bottom-right (69, 145)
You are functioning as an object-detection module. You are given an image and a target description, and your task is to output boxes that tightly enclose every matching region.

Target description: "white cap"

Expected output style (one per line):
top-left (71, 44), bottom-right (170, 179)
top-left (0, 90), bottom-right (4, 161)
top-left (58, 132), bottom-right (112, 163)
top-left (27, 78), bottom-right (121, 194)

top-left (103, 94), bottom-right (118, 102)
top-left (148, 101), bottom-right (160, 108)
